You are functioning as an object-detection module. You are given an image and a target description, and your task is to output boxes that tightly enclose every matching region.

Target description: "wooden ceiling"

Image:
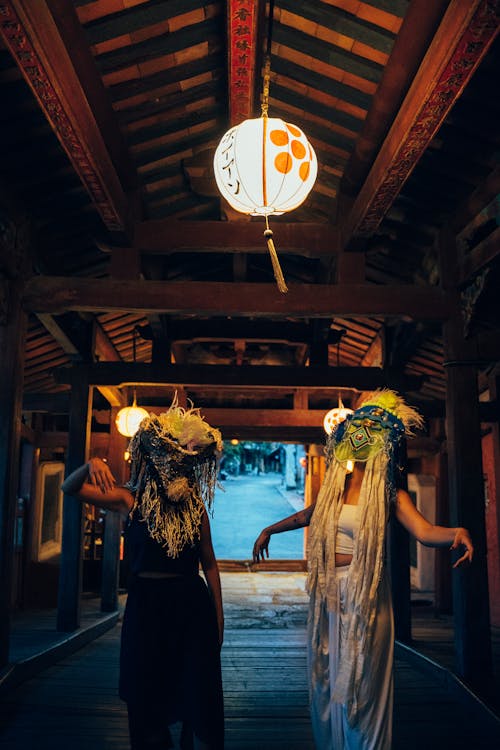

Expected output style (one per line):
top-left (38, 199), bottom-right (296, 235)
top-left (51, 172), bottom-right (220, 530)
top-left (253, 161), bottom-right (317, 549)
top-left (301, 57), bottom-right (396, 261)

top-left (0, 0), bottom-right (499, 440)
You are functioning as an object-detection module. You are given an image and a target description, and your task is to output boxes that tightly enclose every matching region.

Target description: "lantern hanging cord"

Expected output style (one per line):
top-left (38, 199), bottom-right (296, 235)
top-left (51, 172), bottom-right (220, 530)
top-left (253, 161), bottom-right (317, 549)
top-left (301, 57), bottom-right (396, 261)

top-left (264, 215), bottom-right (288, 294)
top-left (261, 0), bottom-right (274, 118)
top-left (261, 55), bottom-right (271, 118)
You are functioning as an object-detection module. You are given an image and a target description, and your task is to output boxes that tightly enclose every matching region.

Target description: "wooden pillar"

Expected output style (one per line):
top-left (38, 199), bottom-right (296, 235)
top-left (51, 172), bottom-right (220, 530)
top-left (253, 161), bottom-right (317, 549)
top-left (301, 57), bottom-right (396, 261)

top-left (0, 278), bottom-right (27, 667)
top-left (100, 408), bottom-right (128, 613)
top-left (388, 441), bottom-right (412, 644)
top-left (443, 347), bottom-right (493, 690)
top-left (57, 368), bottom-right (92, 631)
top-left (485, 373), bottom-right (500, 626)
top-left (439, 227), bottom-right (492, 694)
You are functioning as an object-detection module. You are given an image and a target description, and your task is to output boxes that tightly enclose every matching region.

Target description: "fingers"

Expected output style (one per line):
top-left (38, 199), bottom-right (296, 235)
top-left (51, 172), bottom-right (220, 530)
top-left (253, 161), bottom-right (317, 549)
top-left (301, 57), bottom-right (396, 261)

top-left (453, 550), bottom-right (472, 568)
top-left (88, 459), bottom-right (116, 493)
top-left (252, 538), bottom-right (269, 563)
top-left (451, 534), bottom-right (474, 568)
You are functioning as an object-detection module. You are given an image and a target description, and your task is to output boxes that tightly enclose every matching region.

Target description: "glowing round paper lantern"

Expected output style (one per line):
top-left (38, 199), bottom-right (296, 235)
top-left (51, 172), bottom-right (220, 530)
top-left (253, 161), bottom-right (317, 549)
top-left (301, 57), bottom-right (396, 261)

top-left (115, 402), bottom-right (149, 438)
top-left (214, 117), bottom-right (317, 217)
top-left (323, 400), bottom-right (353, 435)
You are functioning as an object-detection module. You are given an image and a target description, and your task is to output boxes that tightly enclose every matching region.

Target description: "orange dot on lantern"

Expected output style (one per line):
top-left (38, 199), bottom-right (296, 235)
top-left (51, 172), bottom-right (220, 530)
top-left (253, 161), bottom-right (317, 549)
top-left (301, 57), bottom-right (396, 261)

top-left (270, 129), bottom-right (289, 146)
top-left (291, 140), bottom-right (306, 159)
top-left (299, 161), bottom-right (310, 181)
top-left (287, 123), bottom-right (302, 137)
top-left (275, 152), bottom-right (292, 174)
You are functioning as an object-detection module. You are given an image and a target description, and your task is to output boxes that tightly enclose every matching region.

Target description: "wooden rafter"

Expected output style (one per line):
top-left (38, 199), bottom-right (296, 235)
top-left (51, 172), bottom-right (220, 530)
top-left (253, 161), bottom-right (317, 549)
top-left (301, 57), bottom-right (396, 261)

top-left (23, 277), bottom-right (453, 320)
top-left (342, 0), bottom-right (500, 244)
top-left (340, 0), bottom-right (450, 197)
top-left (0, 0), bottom-right (136, 233)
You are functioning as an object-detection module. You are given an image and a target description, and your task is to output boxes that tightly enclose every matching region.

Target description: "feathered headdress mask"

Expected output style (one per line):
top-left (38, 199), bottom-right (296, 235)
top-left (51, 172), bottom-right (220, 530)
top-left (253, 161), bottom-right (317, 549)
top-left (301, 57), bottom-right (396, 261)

top-left (126, 397), bottom-right (223, 557)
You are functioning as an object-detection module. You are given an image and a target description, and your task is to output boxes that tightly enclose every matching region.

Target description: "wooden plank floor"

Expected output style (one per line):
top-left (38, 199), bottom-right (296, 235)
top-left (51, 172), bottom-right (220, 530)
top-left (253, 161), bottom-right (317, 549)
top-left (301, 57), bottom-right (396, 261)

top-left (1, 572), bottom-right (499, 749)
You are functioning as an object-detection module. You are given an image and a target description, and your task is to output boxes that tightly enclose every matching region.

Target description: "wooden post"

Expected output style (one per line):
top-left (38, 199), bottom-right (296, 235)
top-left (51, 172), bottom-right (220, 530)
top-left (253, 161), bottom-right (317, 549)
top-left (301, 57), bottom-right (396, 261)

top-left (388, 441), bottom-right (412, 644)
top-left (443, 346), bottom-right (493, 691)
top-left (57, 368), bottom-right (92, 631)
top-left (485, 374), bottom-right (500, 627)
top-left (0, 278), bottom-right (27, 667)
top-left (100, 408), bottom-right (128, 612)
top-left (439, 226), bottom-right (492, 694)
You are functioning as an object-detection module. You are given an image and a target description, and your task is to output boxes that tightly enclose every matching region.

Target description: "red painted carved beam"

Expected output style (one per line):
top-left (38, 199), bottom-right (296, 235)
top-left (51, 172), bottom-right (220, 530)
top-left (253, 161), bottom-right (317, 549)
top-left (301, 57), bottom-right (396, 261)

top-left (227, 0), bottom-right (266, 125)
top-left (0, 0), bottom-right (135, 233)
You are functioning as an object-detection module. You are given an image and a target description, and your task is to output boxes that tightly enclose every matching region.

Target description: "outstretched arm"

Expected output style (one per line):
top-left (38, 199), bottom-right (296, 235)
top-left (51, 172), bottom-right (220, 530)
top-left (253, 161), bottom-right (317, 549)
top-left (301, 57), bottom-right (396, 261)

top-left (395, 489), bottom-right (473, 568)
top-left (61, 457), bottom-right (133, 515)
top-left (199, 509), bottom-right (224, 647)
top-left (252, 504), bottom-right (315, 562)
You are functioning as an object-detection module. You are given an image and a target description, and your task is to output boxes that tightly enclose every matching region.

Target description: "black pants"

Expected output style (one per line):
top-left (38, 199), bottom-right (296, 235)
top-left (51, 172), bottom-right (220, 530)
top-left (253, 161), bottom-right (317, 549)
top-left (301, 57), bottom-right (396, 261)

top-left (120, 575), bottom-right (224, 749)
top-left (127, 703), bottom-right (196, 750)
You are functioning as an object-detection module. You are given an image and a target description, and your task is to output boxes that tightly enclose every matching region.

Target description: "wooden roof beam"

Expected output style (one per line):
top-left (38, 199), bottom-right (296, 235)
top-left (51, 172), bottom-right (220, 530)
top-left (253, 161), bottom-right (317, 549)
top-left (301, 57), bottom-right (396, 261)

top-left (53, 363), bottom-right (424, 393)
top-left (451, 165), bottom-right (500, 236)
top-left (163, 319), bottom-right (342, 344)
top-left (341, 0), bottom-right (500, 246)
top-left (134, 220), bottom-right (340, 257)
top-left (0, 0), bottom-right (138, 235)
top-left (92, 319), bottom-right (124, 407)
top-left (458, 226), bottom-right (500, 285)
top-left (23, 277), bottom-right (453, 320)
top-left (340, 0), bottom-right (450, 199)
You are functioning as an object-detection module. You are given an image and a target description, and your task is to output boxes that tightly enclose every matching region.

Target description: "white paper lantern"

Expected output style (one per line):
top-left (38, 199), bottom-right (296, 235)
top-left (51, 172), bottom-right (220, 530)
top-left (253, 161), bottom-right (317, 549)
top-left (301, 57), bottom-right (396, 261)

top-left (115, 402), bottom-right (149, 438)
top-left (213, 117), bottom-right (317, 216)
top-left (323, 400), bottom-right (353, 435)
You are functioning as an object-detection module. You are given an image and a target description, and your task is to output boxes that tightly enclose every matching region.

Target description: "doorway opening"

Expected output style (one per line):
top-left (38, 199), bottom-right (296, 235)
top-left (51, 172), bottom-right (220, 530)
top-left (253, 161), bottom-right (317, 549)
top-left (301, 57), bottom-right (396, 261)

top-left (210, 441), bottom-right (306, 560)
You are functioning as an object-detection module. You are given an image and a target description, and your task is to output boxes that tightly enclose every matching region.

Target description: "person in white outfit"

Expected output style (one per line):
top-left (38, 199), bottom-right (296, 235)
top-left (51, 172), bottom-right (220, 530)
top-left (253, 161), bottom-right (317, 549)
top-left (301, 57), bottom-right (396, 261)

top-left (253, 389), bottom-right (473, 750)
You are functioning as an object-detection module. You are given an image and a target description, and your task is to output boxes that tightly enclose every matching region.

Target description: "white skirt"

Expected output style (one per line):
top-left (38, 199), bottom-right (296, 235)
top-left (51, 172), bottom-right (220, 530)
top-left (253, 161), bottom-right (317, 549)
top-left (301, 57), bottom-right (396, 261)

top-left (307, 567), bottom-right (394, 750)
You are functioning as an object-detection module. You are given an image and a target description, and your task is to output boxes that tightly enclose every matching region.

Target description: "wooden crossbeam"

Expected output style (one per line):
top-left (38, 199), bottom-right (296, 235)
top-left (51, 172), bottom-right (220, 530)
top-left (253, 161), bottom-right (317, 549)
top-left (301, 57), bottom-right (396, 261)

top-left (23, 277), bottom-right (452, 320)
top-left (134, 220), bottom-right (339, 257)
top-left (0, 0), bottom-right (136, 233)
top-left (342, 0), bottom-right (500, 244)
top-left (52, 363), bottom-right (423, 392)
top-left (161, 319), bottom-right (341, 344)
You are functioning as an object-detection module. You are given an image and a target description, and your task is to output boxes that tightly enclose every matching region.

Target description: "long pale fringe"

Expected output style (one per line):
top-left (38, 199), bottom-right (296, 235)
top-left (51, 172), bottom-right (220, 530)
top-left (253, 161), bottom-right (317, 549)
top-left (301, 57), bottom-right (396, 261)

top-left (126, 408), bottom-right (221, 556)
top-left (307, 451), bottom-right (391, 724)
top-left (330, 452), bottom-right (389, 720)
top-left (137, 480), bottom-right (205, 558)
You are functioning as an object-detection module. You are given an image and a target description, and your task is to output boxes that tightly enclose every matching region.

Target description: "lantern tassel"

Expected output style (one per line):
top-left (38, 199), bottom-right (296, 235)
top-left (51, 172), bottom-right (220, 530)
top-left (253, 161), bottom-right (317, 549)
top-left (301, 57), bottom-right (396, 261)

top-left (264, 227), bottom-right (288, 294)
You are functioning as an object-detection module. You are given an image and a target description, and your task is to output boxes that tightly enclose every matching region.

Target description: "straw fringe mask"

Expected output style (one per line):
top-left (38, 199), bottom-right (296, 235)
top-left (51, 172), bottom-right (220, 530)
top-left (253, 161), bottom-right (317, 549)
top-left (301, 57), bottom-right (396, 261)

top-left (126, 398), bottom-right (223, 558)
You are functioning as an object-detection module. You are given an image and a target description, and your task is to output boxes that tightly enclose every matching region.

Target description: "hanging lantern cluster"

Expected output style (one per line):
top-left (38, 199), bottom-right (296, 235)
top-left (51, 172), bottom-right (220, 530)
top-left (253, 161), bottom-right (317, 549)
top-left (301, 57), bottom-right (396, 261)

top-left (213, 56), bottom-right (317, 293)
top-left (323, 397), bottom-right (353, 435)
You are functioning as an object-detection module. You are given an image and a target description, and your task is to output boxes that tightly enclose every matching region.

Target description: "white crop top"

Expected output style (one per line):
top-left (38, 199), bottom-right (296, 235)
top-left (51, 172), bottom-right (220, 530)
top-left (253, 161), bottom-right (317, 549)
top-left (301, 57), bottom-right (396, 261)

top-left (336, 504), bottom-right (359, 554)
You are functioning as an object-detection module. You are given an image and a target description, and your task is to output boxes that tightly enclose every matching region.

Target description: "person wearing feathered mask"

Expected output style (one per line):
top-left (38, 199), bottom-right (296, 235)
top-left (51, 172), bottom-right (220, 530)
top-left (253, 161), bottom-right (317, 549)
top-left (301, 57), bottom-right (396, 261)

top-left (253, 390), bottom-right (473, 750)
top-left (63, 396), bottom-right (224, 750)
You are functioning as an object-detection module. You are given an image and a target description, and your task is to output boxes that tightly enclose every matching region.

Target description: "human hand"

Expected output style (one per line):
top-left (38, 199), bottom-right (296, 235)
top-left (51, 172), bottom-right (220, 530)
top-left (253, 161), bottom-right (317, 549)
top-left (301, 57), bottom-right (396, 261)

top-left (451, 527), bottom-right (474, 568)
top-left (253, 530), bottom-right (271, 563)
top-left (87, 457), bottom-right (116, 494)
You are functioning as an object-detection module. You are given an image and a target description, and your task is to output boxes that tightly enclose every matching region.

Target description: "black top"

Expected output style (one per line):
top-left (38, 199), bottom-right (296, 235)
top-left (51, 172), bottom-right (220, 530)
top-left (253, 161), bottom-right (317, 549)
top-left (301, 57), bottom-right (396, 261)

top-left (125, 508), bottom-right (200, 576)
